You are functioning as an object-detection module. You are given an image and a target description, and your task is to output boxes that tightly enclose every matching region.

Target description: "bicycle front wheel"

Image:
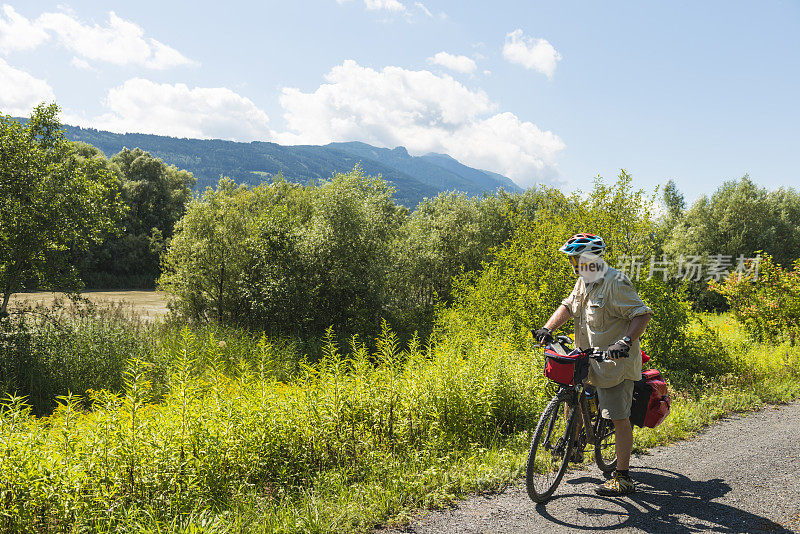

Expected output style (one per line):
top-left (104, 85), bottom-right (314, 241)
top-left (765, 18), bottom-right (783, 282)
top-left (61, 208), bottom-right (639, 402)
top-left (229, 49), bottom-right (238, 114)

top-left (526, 395), bottom-right (576, 503)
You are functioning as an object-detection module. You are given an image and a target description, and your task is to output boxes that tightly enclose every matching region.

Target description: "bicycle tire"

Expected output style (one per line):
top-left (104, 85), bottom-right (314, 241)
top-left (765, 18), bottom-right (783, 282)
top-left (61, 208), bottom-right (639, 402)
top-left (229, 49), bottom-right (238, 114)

top-left (593, 414), bottom-right (617, 473)
top-left (526, 395), bottom-right (576, 503)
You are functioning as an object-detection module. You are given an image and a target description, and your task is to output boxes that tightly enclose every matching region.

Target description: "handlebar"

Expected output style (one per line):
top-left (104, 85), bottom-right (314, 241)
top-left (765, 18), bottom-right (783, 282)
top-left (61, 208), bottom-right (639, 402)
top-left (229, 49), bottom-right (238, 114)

top-left (581, 347), bottom-right (634, 362)
top-left (535, 331), bottom-right (631, 361)
top-left (583, 347), bottom-right (613, 362)
top-left (546, 341), bottom-right (629, 362)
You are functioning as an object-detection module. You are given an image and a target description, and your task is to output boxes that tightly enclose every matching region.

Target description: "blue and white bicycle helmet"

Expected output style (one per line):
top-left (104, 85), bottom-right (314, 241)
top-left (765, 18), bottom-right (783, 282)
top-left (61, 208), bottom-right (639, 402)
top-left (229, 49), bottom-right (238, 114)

top-left (559, 233), bottom-right (606, 256)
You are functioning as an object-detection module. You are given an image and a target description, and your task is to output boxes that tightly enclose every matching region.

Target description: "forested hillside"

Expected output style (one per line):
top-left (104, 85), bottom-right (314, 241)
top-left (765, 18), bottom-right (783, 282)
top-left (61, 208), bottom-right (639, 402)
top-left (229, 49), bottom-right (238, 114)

top-left (54, 124), bottom-right (521, 207)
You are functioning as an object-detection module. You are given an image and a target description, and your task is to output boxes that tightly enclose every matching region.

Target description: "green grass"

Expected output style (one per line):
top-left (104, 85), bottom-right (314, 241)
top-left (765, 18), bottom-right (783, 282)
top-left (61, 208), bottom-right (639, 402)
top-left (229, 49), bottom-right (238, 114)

top-left (0, 313), bottom-right (798, 533)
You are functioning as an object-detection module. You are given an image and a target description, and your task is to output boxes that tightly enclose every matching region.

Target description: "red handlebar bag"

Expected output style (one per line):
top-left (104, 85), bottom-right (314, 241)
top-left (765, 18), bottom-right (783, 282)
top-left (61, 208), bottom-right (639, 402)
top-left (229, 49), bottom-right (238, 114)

top-left (543, 348), bottom-right (588, 386)
top-left (630, 368), bottom-right (671, 428)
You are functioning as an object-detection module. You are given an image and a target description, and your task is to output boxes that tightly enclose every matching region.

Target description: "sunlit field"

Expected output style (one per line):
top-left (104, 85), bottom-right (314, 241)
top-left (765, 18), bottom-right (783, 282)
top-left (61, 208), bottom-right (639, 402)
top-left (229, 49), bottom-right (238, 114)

top-left (10, 290), bottom-right (169, 319)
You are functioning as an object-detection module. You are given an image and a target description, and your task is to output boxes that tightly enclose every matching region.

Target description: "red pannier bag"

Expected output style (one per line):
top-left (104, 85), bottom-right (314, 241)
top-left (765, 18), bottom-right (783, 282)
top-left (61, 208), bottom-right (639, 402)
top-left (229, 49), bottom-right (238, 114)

top-left (543, 347), bottom-right (588, 386)
top-left (630, 367), bottom-right (671, 428)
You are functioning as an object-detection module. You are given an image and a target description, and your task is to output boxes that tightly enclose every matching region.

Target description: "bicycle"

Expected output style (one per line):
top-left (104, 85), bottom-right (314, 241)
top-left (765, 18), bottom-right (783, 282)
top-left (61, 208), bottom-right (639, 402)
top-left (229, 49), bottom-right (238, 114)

top-left (525, 335), bottom-right (618, 503)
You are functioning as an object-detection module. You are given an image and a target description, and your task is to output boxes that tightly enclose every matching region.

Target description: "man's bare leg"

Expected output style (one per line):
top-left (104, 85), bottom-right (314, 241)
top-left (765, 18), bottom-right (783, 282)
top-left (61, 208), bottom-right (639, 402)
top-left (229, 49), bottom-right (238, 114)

top-left (595, 417), bottom-right (635, 495)
top-left (612, 417), bottom-right (632, 470)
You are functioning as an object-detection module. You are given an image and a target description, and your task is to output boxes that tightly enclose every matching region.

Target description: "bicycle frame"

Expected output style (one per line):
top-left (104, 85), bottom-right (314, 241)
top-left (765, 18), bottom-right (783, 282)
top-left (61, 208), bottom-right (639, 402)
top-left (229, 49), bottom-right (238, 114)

top-left (577, 387), bottom-right (599, 443)
top-left (555, 383), bottom-right (598, 443)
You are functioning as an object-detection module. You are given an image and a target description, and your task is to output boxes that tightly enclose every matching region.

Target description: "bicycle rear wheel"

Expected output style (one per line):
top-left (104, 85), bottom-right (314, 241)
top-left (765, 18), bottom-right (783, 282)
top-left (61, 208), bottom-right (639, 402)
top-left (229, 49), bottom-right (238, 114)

top-left (526, 395), bottom-right (576, 503)
top-left (593, 414), bottom-right (617, 473)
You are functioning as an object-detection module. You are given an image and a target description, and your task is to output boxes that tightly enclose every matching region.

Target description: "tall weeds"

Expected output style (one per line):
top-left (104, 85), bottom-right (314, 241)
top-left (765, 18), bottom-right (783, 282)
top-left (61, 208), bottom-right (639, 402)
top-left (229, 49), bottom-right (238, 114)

top-left (0, 323), bottom-right (547, 532)
top-left (0, 303), bottom-right (147, 415)
top-left (0, 303), bottom-right (304, 415)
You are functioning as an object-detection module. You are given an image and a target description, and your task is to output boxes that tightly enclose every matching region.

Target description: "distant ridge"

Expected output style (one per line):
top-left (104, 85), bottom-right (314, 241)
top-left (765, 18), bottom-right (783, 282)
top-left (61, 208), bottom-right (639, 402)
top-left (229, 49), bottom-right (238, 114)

top-left (57, 124), bottom-right (523, 207)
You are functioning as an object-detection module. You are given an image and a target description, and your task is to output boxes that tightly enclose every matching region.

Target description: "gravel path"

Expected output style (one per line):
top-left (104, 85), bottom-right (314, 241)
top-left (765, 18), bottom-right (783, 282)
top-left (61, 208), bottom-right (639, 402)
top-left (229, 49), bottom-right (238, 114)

top-left (379, 401), bottom-right (800, 533)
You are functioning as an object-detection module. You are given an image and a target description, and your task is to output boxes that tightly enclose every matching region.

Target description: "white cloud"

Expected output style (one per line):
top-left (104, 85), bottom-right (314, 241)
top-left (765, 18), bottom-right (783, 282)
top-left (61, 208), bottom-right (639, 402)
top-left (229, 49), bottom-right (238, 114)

top-left (71, 79), bottom-right (271, 141)
top-left (443, 112), bottom-right (564, 183)
top-left (365, 0), bottom-right (405, 10)
top-left (337, 0), bottom-right (406, 11)
top-left (0, 58), bottom-right (55, 115)
top-left (276, 60), bottom-right (564, 186)
top-left (414, 2), bottom-right (433, 17)
top-left (35, 11), bottom-right (197, 69)
top-left (0, 5), bottom-right (195, 69)
top-left (503, 29), bottom-right (562, 78)
top-left (70, 56), bottom-right (93, 70)
top-left (428, 51), bottom-right (477, 74)
top-left (0, 4), bottom-right (49, 54)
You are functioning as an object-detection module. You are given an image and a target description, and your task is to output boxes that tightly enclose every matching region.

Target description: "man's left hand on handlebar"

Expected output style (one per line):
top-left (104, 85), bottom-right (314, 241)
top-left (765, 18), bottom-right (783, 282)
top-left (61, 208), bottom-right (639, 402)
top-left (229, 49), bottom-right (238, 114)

top-left (532, 327), bottom-right (554, 346)
top-left (606, 339), bottom-right (631, 359)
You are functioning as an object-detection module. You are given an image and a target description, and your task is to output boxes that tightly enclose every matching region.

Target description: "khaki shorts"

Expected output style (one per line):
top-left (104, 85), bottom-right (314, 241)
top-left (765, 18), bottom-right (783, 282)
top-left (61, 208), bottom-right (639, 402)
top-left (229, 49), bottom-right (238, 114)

top-left (597, 379), bottom-right (635, 420)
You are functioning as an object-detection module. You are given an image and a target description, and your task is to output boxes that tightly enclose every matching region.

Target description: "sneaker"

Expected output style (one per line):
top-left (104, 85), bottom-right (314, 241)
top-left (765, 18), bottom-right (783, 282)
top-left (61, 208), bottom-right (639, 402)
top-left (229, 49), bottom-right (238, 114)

top-left (570, 445), bottom-right (584, 463)
top-left (595, 472), bottom-right (635, 496)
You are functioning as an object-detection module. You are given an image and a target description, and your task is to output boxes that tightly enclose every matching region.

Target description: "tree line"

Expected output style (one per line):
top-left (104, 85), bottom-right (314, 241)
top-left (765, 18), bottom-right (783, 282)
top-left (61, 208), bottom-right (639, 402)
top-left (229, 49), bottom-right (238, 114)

top-left (157, 169), bottom-right (543, 341)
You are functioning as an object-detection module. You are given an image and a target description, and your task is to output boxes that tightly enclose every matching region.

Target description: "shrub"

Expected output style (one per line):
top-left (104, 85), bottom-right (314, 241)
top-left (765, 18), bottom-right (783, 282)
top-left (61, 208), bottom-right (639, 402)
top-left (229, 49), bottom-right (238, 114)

top-left (637, 279), bottom-right (732, 383)
top-left (0, 301), bottom-right (150, 415)
top-left (710, 254), bottom-right (800, 344)
top-left (0, 301), bottom-right (305, 416)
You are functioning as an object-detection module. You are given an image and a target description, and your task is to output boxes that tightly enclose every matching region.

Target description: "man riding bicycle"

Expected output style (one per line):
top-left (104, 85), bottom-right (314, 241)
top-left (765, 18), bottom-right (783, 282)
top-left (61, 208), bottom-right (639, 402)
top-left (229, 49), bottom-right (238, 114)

top-left (533, 233), bottom-right (652, 496)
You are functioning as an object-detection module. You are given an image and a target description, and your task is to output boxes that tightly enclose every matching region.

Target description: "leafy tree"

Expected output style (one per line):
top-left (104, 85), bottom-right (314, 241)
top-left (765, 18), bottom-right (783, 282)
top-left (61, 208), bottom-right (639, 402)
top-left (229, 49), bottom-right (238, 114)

top-left (112, 148), bottom-right (195, 237)
top-left (662, 179), bottom-right (686, 219)
top-left (80, 148), bottom-right (195, 288)
top-left (664, 175), bottom-right (800, 309)
top-left (653, 179), bottom-right (686, 252)
top-left (68, 141), bottom-right (120, 175)
top-left (0, 104), bottom-right (125, 316)
top-left (159, 178), bottom-right (305, 329)
top-left (300, 168), bottom-right (405, 338)
top-left (666, 175), bottom-right (800, 266)
top-left (391, 191), bottom-right (522, 334)
top-left (160, 168), bottom-right (408, 340)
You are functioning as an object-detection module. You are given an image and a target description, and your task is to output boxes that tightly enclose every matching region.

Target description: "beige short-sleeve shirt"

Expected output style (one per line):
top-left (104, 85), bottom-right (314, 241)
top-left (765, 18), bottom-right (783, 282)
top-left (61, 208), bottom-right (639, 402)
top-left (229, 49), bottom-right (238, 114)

top-left (560, 266), bottom-right (653, 388)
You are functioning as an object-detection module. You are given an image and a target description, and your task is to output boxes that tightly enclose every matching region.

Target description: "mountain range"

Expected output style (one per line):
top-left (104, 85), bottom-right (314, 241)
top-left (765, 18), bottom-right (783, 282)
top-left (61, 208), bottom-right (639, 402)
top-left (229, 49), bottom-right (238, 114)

top-left (57, 124), bottom-right (522, 207)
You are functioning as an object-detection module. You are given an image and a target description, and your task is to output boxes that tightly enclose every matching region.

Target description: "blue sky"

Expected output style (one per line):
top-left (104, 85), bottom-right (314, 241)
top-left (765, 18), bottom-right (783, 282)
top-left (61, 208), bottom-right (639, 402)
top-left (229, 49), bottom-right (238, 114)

top-left (1, 1), bottom-right (798, 201)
